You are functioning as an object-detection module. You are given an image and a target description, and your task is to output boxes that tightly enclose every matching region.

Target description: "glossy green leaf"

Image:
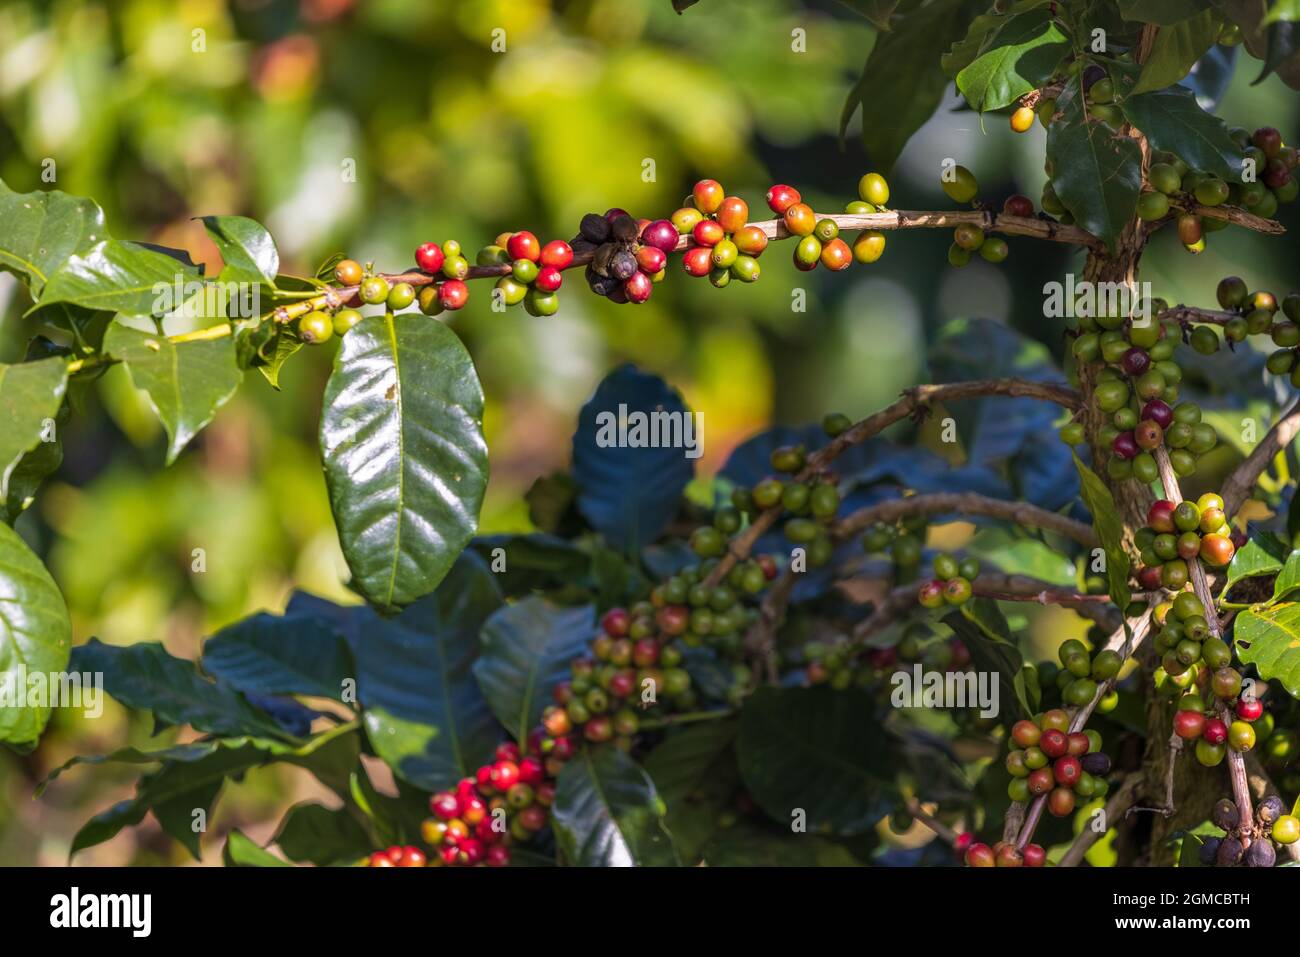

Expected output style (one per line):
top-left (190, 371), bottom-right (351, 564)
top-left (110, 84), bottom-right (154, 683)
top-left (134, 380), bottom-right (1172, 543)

top-left (737, 686), bottom-right (897, 834)
top-left (1132, 10), bottom-right (1222, 94)
top-left (0, 357), bottom-right (68, 505)
top-left (1072, 452), bottom-right (1131, 610)
top-left (0, 179), bottom-right (107, 297)
top-left (945, 600), bottom-right (1035, 718)
top-left (273, 802), bottom-right (372, 865)
top-left (0, 522), bottom-right (73, 749)
top-left (954, 8), bottom-right (1068, 112)
top-left (1236, 603), bottom-right (1300, 698)
top-left (200, 215), bottom-right (279, 286)
top-left (202, 610), bottom-right (354, 701)
top-left (643, 719), bottom-right (739, 863)
top-left (69, 639), bottom-right (288, 739)
top-left (2, 430), bottom-right (63, 526)
top-left (39, 239), bottom-right (201, 316)
top-left (224, 830), bottom-right (292, 867)
top-left (1118, 0), bottom-right (1210, 23)
top-left (473, 597), bottom-right (594, 745)
top-left (354, 553), bottom-right (504, 790)
top-left (320, 314), bottom-right (488, 611)
top-left (1046, 87), bottom-right (1142, 252)
top-left (103, 322), bottom-right (243, 464)
top-left (1273, 549), bottom-right (1300, 601)
top-left (552, 746), bottom-right (679, 866)
top-left (842, 0), bottom-right (982, 171)
top-left (1223, 532), bottom-right (1289, 590)
top-left (1118, 85), bottom-right (1244, 180)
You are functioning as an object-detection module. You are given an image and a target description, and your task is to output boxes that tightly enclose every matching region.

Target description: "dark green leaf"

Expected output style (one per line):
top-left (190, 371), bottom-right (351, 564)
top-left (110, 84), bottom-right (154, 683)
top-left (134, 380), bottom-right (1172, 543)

top-left (0, 357), bottom-right (68, 505)
top-left (842, 0), bottom-right (982, 171)
top-left (701, 821), bottom-right (862, 865)
top-left (1118, 85), bottom-right (1244, 180)
top-left (944, 600), bottom-right (1035, 718)
top-left (202, 610), bottom-right (354, 700)
top-left (200, 215), bottom-right (279, 286)
top-left (1118, 0), bottom-right (1210, 23)
top-left (1236, 603), bottom-right (1300, 698)
top-left (1132, 10), bottom-right (1222, 94)
top-left (0, 521), bottom-right (72, 749)
top-left (1046, 85), bottom-right (1142, 252)
top-left (2, 427), bottom-right (63, 526)
top-left (103, 322), bottom-right (243, 464)
top-left (468, 533), bottom-right (592, 597)
top-left (954, 8), bottom-right (1069, 112)
top-left (1273, 549), bottom-right (1300, 600)
top-left (473, 597), bottom-right (594, 745)
top-left (69, 639), bottom-right (288, 739)
top-left (643, 719), bottom-right (739, 863)
top-left (737, 686), bottom-right (897, 834)
top-left (835, 0), bottom-right (902, 29)
top-left (354, 553), bottom-right (504, 790)
top-left (1072, 452), bottom-right (1132, 610)
top-left (552, 746), bottom-right (679, 866)
top-left (320, 314), bottom-right (488, 611)
top-left (273, 802), bottom-right (372, 865)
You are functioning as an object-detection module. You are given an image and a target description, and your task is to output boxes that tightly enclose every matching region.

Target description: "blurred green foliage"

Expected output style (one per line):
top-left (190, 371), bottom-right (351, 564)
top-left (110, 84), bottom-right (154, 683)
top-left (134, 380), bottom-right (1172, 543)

top-left (0, 0), bottom-right (1298, 864)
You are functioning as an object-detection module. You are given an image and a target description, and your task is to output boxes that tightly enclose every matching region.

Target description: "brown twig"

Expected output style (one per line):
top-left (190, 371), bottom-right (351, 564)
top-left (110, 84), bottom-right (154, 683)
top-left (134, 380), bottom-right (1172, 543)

top-left (1152, 446), bottom-right (1255, 839)
top-left (1059, 771), bottom-right (1144, 867)
top-left (833, 492), bottom-right (1098, 548)
top-left (703, 378), bottom-right (1081, 588)
top-left (1220, 398), bottom-right (1300, 516)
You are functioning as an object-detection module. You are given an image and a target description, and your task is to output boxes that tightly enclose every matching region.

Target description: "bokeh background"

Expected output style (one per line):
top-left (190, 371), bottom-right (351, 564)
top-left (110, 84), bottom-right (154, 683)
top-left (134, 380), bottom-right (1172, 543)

top-left (0, 0), bottom-right (1297, 865)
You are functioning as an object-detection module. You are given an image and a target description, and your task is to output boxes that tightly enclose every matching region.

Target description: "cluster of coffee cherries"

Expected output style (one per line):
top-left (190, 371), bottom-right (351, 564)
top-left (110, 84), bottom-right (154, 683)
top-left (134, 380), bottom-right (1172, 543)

top-left (1068, 312), bottom-right (1219, 482)
top-left (917, 553), bottom-right (978, 609)
top-left (1004, 705), bottom-right (1115, 816)
top-left (1203, 278), bottom-right (1300, 385)
top-left (418, 740), bottom-right (554, 867)
top-left (668, 179), bottom-right (767, 287)
top-left (802, 628), bottom-right (972, 690)
top-left (364, 845), bottom-right (427, 867)
top-left (770, 174), bottom-right (889, 271)
top-left (937, 165), bottom-right (1011, 266)
top-left (860, 514), bottom-right (930, 580)
top-left (477, 231), bottom-right (573, 317)
top-left (1140, 127), bottom-right (1298, 254)
top-left (1200, 796), bottom-right (1298, 867)
top-left (575, 209), bottom-right (668, 304)
top-left (1135, 494), bottom-right (1237, 592)
top-left (645, 553), bottom-right (777, 666)
top-left (963, 837), bottom-right (1047, 867)
top-left (729, 443), bottom-right (841, 568)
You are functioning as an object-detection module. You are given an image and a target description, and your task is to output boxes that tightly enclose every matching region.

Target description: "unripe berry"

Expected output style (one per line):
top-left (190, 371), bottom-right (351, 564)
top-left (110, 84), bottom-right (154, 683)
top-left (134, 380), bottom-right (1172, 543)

top-left (336, 258), bottom-right (365, 284)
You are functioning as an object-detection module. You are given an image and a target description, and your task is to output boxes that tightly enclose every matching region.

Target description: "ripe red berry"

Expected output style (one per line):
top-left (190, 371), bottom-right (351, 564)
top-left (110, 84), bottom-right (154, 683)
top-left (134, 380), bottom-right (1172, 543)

top-left (539, 240), bottom-right (573, 269)
top-left (717, 196), bottom-right (749, 233)
top-left (636, 245), bottom-right (667, 274)
top-left (415, 242), bottom-right (445, 274)
top-left (1147, 500), bottom-right (1177, 533)
top-left (640, 219), bottom-right (679, 252)
top-left (692, 219), bottom-right (725, 247)
top-left (1027, 767), bottom-right (1054, 795)
top-left (1112, 431), bottom-right (1139, 460)
top-left (766, 184), bottom-right (802, 214)
top-left (601, 608), bottom-right (630, 637)
top-left (953, 831), bottom-right (973, 862)
top-left (1048, 787), bottom-right (1076, 817)
top-left (1066, 732), bottom-right (1090, 756)
top-left (624, 271), bottom-right (653, 303)
top-left (1237, 698), bottom-right (1263, 722)
top-left (1174, 709), bottom-right (1206, 739)
top-left (507, 231), bottom-right (541, 262)
top-left (367, 851), bottom-right (395, 867)
top-left (439, 279), bottom-right (469, 311)
top-left (1040, 728), bottom-right (1068, 758)
top-left (517, 756), bottom-right (544, 786)
top-left (1053, 755), bottom-right (1082, 787)
top-left (1141, 399), bottom-right (1174, 429)
top-left (1121, 347), bottom-right (1150, 376)
top-left (965, 842), bottom-right (995, 867)
top-left (1003, 194), bottom-right (1034, 217)
top-left (1203, 718), bottom-right (1228, 744)
top-left (683, 246), bottom-right (713, 277)
top-left (485, 844), bottom-right (510, 867)
top-left (490, 760), bottom-right (520, 791)
top-left (1199, 534), bottom-right (1235, 567)
top-left (609, 670), bottom-right (636, 698)
top-left (535, 265), bottom-right (563, 292)
top-left (1139, 565), bottom-right (1163, 590)
top-left (430, 792), bottom-right (461, 821)
top-left (1022, 843), bottom-right (1046, 867)
top-left (495, 741), bottom-right (520, 763)
top-left (1011, 719), bottom-right (1041, 748)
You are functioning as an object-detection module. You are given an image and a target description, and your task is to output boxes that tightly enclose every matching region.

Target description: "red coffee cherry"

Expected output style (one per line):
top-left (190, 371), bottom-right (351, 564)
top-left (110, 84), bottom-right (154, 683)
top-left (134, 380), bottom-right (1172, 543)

top-left (1203, 718), bottom-right (1228, 744)
top-left (415, 243), bottom-right (445, 273)
top-left (539, 239), bottom-right (574, 269)
top-left (507, 231), bottom-right (542, 262)
top-left (766, 184), bottom-right (802, 214)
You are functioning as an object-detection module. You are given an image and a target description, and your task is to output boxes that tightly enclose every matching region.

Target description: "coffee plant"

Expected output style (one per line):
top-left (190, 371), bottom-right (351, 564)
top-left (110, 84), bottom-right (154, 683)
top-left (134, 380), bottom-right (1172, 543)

top-left (5, 0), bottom-right (1300, 869)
